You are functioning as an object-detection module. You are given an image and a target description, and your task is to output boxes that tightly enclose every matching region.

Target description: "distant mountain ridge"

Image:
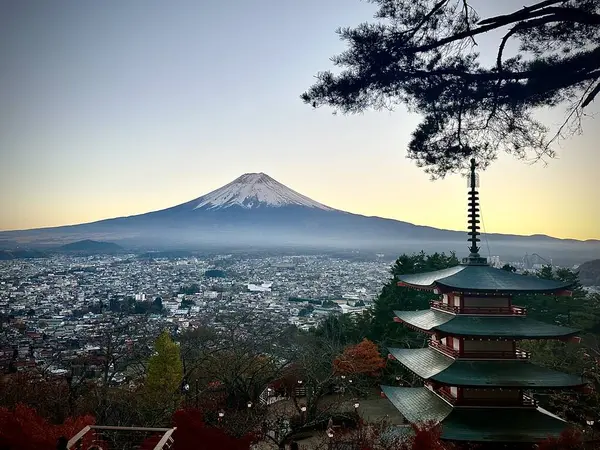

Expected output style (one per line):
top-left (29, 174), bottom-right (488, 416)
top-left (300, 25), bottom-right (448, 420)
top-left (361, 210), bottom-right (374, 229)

top-left (0, 173), bottom-right (598, 264)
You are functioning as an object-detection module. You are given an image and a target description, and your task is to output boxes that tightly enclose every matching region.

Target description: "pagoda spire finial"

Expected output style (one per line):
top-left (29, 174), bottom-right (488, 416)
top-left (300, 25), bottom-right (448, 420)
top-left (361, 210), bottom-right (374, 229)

top-left (465, 158), bottom-right (487, 265)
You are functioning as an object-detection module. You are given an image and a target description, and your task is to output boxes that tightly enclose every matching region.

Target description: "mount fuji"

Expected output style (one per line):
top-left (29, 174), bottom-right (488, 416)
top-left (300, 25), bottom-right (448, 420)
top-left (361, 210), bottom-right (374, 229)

top-left (190, 172), bottom-right (334, 211)
top-left (1, 173), bottom-right (598, 263)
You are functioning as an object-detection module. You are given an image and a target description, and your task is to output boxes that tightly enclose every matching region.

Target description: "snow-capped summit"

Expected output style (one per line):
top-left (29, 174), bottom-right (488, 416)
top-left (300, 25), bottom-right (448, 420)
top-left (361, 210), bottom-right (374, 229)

top-left (192, 172), bottom-right (334, 211)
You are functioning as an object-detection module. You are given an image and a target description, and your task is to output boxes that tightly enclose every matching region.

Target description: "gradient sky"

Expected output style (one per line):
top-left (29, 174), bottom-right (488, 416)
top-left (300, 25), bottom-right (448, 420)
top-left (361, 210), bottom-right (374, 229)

top-left (1, 0), bottom-right (599, 240)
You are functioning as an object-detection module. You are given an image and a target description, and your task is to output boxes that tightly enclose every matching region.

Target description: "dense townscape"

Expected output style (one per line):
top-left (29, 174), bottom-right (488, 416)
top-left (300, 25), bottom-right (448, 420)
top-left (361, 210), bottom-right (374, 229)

top-left (0, 253), bottom-right (393, 376)
top-left (3, 251), bottom-right (593, 382)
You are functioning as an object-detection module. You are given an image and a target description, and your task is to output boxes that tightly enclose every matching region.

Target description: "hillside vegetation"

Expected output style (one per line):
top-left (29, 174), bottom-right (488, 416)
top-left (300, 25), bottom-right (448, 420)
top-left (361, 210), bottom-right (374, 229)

top-left (578, 259), bottom-right (600, 287)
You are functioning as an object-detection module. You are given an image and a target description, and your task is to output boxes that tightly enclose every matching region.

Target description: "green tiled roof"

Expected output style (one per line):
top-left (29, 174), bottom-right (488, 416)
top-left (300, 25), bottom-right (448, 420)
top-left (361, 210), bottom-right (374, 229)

top-left (380, 386), bottom-right (452, 423)
top-left (394, 309), bottom-right (579, 339)
top-left (433, 360), bottom-right (584, 388)
top-left (436, 315), bottom-right (579, 339)
top-left (442, 407), bottom-right (566, 442)
top-left (394, 309), bottom-right (453, 330)
top-left (380, 387), bottom-right (567, 442)
top-left (398, 264), bottom-right (572, 294)
top-left (389, 347), bottom-right (584, 388)
top-left (388, 347), bottom-right (453, 379)
top-left (398, 266), bottom-right (465, 287)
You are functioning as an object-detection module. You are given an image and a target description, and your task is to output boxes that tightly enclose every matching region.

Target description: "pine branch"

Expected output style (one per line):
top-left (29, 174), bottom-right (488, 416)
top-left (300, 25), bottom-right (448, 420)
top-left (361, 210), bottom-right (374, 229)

top-left (405, 0), bottom-right (450, 40)
top-left (582, 79), bottom-right (600, 108)
top-left (409, 2), bottom-right (599, 54)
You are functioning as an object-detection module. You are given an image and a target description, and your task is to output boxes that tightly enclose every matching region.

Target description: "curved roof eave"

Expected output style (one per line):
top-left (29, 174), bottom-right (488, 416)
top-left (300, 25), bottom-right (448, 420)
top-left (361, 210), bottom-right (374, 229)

top-left (397, 264), bottom-right (574, 295)
top-left (435, 283), bottom-right (574, 295)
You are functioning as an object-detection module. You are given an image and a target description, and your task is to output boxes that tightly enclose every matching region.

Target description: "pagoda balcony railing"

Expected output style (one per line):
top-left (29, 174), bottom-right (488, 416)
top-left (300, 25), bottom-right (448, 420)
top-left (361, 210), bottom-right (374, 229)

top-left (430, 301), bottom-right (527, 316)
top-left (435, 389), bottom-right (537, 407)
top-left (429, 340), bottom-right (531, 359)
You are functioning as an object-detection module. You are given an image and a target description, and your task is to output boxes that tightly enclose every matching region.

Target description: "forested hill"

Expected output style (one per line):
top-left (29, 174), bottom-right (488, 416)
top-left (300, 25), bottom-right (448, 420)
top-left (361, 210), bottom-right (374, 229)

top-left (0, 249), bottom-right (48, 260)
top-left (57, 240), bottom-right (124, 254)
top-left (578, 259), bottom-right (600, 287)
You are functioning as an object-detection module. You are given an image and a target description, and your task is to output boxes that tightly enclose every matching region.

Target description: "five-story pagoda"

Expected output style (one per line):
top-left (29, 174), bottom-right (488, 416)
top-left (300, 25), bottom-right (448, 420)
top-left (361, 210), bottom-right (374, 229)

top-left (382, 159), bottom-right (584, 444)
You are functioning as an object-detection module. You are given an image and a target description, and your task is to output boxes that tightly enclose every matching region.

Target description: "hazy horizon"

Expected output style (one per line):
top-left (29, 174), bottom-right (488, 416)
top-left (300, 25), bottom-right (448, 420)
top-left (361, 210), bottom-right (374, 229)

top-left (0, 169), bottom-right (598, 244)
top-left (1, 0), bottom-right (599, 240)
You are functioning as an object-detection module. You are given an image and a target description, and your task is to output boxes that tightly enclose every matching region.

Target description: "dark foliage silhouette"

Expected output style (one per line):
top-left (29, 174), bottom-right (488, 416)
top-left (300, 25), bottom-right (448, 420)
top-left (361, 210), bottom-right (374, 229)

top-left (302, 0), bottom-right (600, 177)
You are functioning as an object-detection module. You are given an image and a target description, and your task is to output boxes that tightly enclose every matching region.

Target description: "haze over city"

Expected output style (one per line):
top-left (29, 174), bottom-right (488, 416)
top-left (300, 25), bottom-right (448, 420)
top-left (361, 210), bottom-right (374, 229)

top-left (1, 0), bottom-right (599, 240)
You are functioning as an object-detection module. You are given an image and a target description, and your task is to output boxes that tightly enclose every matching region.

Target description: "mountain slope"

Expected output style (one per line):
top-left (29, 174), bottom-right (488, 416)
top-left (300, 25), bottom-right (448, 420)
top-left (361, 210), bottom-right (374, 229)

top-left (0, 172), bottom-right (598, 264)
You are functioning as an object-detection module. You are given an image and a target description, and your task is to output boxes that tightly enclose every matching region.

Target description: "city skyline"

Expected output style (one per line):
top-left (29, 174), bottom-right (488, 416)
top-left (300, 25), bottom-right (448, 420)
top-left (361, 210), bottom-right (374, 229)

top-left (1, 0), bottom-right (599, 240)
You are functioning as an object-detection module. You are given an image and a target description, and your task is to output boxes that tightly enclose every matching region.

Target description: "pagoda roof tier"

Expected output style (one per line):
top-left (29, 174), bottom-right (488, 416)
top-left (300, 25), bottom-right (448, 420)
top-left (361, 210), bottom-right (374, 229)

top-left (381, 386), bottom-right (567, 443)
top-left (396, 264), bottom-right (572, 294)
top-left (381, 386), bottom-right (452, 423)
top-left (388, 347), bottom-right (584, 388)
top-left (394, 309), bottom-right (579, 339)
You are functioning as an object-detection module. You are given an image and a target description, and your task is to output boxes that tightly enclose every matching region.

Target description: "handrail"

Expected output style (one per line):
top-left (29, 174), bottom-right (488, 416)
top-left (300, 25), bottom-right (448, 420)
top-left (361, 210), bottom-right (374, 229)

top-left (153, 428), bottom-right (176, 450)
top-left (67, 425), bottom-right (177, 449)
top-left (429, 339), bottom-right (458, 357)
top-left (457, 395), bottom-right (537, 407)
top-left (435, 389), bottom-right (537, 407)
top-left (430, 301), bottom-right (527, 315)
top-left (67, 426), bottom-right (91, 449)
top-left (91, 426), bottom-right (174, 432)
top-left (430, 301), bottom-right (459, 313)
top-left (429, 340), bottom-right (531, 359)
top-left (523, 395), bottom-right (538, 407)
top-left (436, 388), bottom-right (456, 404)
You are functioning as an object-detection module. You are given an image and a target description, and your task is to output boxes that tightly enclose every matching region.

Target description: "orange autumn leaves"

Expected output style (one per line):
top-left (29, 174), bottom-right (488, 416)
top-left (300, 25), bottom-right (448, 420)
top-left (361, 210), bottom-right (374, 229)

top-left (333, 339), bottom-right (386, 377)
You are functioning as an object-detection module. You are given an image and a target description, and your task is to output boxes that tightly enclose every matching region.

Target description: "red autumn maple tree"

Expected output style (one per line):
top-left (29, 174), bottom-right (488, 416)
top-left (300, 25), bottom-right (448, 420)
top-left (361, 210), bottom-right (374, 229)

top-left (333, 339), bottom-right (386, 377)
top-left (170, 408), bottom-right (255, 450)
top-left (403, 422), bottom-right (449, 450)
top-left (538, 428), bottom-right (585, 450)
top-left (315, 420), bottom-right (453, 450)
top-left (0, 372), bottom-right (73, 424)
top-left (0, 404), bottom-right (95, 450)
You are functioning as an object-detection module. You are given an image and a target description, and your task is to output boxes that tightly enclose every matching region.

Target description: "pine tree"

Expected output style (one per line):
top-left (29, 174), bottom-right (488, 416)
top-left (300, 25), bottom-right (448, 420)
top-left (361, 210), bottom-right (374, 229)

top-left (302, 0), bottom-right (600, 177)
top-left (145, 330), bottom-right (184, 399)
top-left (369, 252), bottom-right (459, 346)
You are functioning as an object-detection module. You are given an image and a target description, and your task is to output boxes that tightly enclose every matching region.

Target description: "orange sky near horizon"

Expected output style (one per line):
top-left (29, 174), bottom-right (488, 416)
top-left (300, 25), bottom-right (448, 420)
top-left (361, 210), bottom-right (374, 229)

top-left (2, 139), bottom-right (598, 241)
